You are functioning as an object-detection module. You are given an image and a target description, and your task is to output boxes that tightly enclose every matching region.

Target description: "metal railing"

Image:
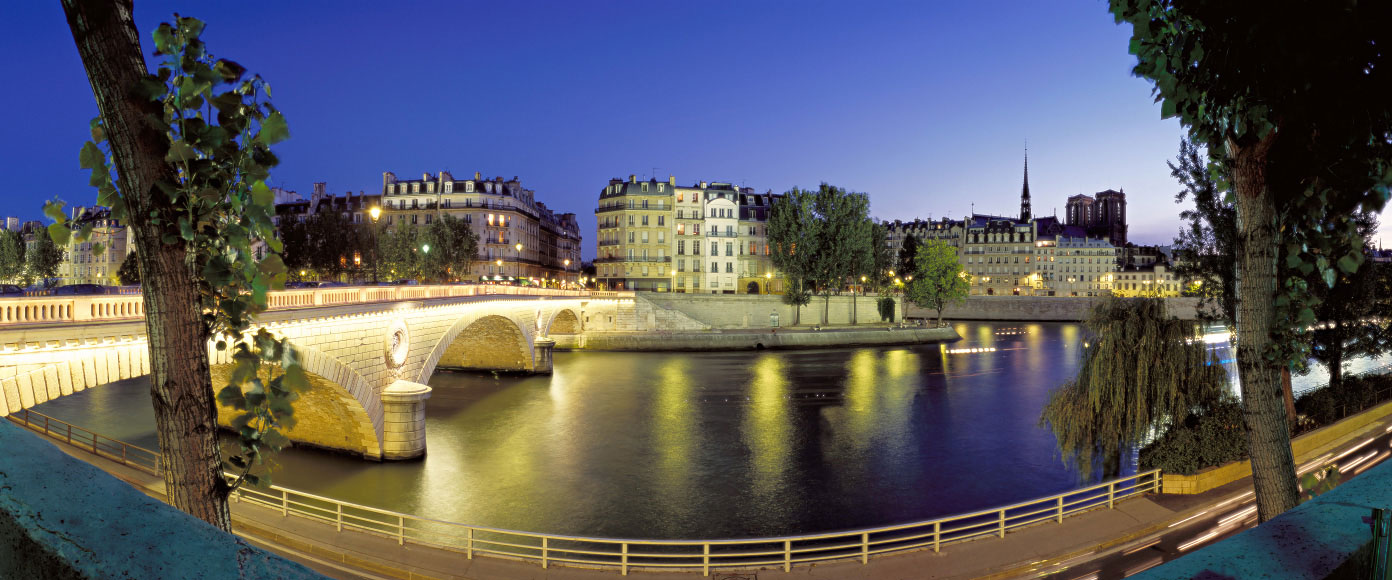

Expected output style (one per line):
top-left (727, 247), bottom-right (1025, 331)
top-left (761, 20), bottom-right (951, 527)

top-left (226, 468), bottom-right (1162, 574)
top-left (6, 409), bottom-right (161, 476)
top-left (9, 406), bottom-right (1160, 574)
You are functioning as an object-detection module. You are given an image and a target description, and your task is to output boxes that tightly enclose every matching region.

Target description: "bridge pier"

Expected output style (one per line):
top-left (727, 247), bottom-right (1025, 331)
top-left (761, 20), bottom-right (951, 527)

top-left (381, 380), bottom-right (431, 460)
top-left (532, 337), bottom-right (555, 374)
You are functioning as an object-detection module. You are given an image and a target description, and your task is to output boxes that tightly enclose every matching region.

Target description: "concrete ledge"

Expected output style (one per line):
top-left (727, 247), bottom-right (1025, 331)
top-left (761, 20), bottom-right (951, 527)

top-left (0, 420), bottom-right (323, 579)
top-left (557, 327), bottom-right (960, 352)
top-left (1163, 399), bottom-right (1392, 494)
top-left (1135, 460), bottom-right (1392, 579)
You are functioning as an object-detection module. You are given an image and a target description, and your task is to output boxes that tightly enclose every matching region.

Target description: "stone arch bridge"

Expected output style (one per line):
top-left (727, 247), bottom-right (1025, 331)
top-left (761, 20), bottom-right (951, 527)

top-left (0, 287), bottom-right (614, 460)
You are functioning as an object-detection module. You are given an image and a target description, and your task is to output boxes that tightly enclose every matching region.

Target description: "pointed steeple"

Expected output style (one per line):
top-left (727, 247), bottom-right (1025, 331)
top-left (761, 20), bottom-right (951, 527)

top-left (1020, 145), bottom-right (1032, 222)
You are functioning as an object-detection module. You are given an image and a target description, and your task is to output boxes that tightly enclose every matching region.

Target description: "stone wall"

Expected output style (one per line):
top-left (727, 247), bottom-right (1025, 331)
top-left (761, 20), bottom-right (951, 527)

top-left (906, 296), bottom-right (1202, 322)
top-left (638, 293), bottom-right (895, 329)
top-left (210, 365), bottom-right (379, 459)
top-left (0, 420), bottom-right (323, 579)
top-left (554, 326), bottom-right (958, 351)
top-left (436, 315), bottom-right (531, 372)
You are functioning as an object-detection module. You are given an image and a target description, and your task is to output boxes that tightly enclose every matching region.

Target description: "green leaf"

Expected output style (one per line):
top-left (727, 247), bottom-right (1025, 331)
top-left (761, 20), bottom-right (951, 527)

top-left (46, 223), bottom-right (70, 246)
top-left (165, 140), bottom-right (198, 163)
top-left (258, 112), bottom-right (289, 146)
top-left (1336, 254), bottom-right (1360, 274)
top-left (151, 23), bottom-right (176, 56)
top-left (214, 59), bottom-right (246, 82)
top-left (251, 181), bottom-right (273, 206)
top-left (178, 216), bottom-right (195, 241)
top-left (78, 142), bottom-right (105, 171)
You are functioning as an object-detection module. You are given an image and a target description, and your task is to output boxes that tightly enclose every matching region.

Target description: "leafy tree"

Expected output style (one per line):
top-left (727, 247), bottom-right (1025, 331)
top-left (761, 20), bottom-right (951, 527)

top-left (378, 223), bottom-right (425, 281)
top-left (276, 215), bottom-right (312, 281)
top-left (1110, 0), bottom-right (1392, 520)
top-left (0, 230), bottom-right (25, 284)
top-left (61, 6), bottom-right (305, 531)
top-left (306, 209), bottom-right (354, 280)
top-left (24, 228), bottom-right (63, 288)
top-left (1040, 297), bottom-right (1229, 478)
top-left (897, 234), bottom-right (919, 280)
top-left (117, 250), bottom-right (140, 285)
top-left (806, 184), bottom-right (871, 325)
top-left (1305, 216), bottom-right (1391, 387)
top-left (768, 188), bottom-right (817, 325)
top-left (1169, 139), bottom-right (1236, 325)
top-left (904, 239), bottom-right (970, 327)
top-left (421, 214), bottom-right (478, 282)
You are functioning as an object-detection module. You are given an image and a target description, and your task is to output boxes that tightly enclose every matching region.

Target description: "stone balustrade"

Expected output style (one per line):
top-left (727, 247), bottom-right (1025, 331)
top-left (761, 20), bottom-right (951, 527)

top-left (0, 284), bottom-right (601, 326)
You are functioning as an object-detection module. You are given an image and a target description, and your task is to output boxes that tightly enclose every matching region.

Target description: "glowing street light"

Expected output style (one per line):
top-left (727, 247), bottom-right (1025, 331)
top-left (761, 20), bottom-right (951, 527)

top-left (514, 243), bottom-right (524, 280)
top-left (368, 206), bottom-right (382, 284)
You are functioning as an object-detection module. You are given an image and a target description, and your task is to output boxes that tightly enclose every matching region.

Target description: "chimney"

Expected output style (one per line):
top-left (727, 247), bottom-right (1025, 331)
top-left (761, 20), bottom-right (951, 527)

top-left (669, 175), bottom-right (676, 186)
top-left (700, 181), bottom-right (708, 189)
top-left (313, 182), bottom-right (326, 197)
top-left (475, 171), bottom-right (481, 180)
top-left (629, 174), bottom-right (637, 183)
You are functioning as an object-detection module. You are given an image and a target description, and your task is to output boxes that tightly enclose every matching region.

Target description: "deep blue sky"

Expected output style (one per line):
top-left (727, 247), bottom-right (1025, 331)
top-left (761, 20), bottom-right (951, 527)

top-left (4, 1), bottom-right (1385, 258)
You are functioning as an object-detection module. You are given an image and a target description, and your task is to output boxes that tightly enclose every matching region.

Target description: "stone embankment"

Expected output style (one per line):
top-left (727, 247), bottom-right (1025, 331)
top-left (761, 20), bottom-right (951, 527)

top-left (554, 326), bottom-right (959, 351)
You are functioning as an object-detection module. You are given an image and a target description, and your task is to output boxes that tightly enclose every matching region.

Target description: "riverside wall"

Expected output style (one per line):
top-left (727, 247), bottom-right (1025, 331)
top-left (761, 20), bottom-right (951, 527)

top-left (553, 326), bottom-right (958, 351)
top-left (906, 295), bottom-right (1202, 322)
top-left (636, 293), bottom-right (895, 329)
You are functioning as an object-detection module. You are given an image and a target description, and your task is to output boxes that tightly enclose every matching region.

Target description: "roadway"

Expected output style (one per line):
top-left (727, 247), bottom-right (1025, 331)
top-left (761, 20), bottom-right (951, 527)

top-left (1028, 423), bottom-right (1392, 579)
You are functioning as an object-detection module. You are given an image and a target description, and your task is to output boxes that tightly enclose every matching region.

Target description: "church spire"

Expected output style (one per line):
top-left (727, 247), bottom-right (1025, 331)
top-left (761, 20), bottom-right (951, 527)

top-left (1020, 145), bottom-right (1032, 222)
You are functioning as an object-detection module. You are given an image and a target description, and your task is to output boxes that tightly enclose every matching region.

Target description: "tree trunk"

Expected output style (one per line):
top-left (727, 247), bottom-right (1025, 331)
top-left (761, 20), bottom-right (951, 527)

top-left (823, 293), bottom-right (830, 326)
top-left (852, 292), bottom-right (857, 325)
top-left (62, 0), bottom-right (231, 531)
top-left (1282, 366), bottom-right (1297, 427)
top-left (1229, 134), bottom-right (1300, 522)
top-left (937, 306), bottom-right (944, 328)
top-left (1328, 340), bottom-right (1345, 388)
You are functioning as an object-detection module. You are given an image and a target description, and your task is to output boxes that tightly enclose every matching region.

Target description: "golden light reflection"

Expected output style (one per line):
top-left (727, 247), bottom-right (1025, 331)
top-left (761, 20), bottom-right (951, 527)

top-left (742, 354), bottom-right (791, 501)
top-left (654, 357), bottom-right (695, 511)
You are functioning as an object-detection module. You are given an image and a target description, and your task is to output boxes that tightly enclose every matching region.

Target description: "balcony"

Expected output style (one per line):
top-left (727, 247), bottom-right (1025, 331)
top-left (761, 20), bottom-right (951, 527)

top-left (704, 231), bottom-right (740, 238)
top-left (593, 256), bottom-right (673, 264)
top-left (594, 205), bottom-right (627, 214)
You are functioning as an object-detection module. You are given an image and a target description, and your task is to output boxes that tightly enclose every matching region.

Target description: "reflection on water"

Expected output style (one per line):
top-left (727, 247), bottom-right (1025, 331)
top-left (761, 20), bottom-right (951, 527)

top-left (29, 322), bottom-right (1390, 539)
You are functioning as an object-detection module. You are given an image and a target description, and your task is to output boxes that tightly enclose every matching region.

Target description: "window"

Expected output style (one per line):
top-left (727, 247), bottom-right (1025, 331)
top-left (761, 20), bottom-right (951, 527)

top-left (678, 259), bottom-right (685, 272)
top-left (749, 242), bottom-right (758, 255)
top-left (726, 262), bottom-right (733, 273)
top-left (677, 224), bottom-right (685, 235)
top-left (658, 232), bottom-right (665, 244)
top-left (642, 215), bottom-right (649, 226)
top-left (628, 232), bottom-right (635, 243)
top-left (726, 243), bottom-right (733, 256)
top-left (642, 200), bottom-right (649, 209)
top-left (658, 184), bottom-right (665, 193)
top-left (425, 214), bottom-right (432, 224)
top-left (726, 225), bottom-right (734, 236)
top-left (677, 192), bottom-right (684, 202)
top-left (411, 199), bottom-right (419, 209)
top-left (488, 213), bottom-right (495, 226)
top-left (642, 183), bottom-right (649, 192)
top-left (641, 232), bottom-right (649, 243)
top-left (710, 242), bottom-right (718, 255)
top-left (658, 216), bottom-right (665, 226)
top-left (628, 216), bottom-right (635, 226)
top-left (411, 215), bottom-right (418, 225)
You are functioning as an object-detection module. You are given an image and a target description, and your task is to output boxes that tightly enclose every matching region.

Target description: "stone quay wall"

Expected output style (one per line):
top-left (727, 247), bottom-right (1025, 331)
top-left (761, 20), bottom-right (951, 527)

top-left (554, 326), bottom-right (958, 351)
top-left (636, 293), bottom-right (896, 329)
top-left (907, 296), bottom-right (1202, 322)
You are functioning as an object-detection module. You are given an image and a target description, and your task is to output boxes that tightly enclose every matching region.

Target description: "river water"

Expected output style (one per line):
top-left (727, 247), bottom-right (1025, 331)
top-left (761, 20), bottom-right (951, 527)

top-left (29, 321), bottom-right (1388, 539)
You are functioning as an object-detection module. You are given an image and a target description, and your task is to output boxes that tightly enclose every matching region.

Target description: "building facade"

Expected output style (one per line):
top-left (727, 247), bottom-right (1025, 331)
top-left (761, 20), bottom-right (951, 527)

top-left (596, 175), bottom-right (778, 293)
top-left (56, 206), bottom-right (132, 286)
top-left (380, 171), bottom-right (581, 284)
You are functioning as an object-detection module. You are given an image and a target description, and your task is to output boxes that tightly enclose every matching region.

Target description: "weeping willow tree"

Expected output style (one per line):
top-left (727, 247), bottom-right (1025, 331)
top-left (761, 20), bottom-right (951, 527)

top-left (1040, 297), bottom-right (1229, 478)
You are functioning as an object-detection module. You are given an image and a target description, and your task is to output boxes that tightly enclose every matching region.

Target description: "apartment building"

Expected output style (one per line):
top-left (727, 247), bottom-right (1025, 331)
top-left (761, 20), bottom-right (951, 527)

top-left (596, 175), bottom-right (778, 293)
top-left (380, 171), bottom-right (581, 283)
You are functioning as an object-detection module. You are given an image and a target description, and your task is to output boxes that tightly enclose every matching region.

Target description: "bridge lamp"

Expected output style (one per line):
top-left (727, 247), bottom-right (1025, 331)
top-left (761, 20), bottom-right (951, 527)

top-left (422, 244), bottom-right (430, 254)
top-left (369, 206), bottom-right (381, 222)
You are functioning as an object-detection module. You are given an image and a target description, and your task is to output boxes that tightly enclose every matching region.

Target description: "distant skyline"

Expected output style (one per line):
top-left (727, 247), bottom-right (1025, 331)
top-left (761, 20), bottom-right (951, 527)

top-left (3, 1), bottom-right (1386, 257)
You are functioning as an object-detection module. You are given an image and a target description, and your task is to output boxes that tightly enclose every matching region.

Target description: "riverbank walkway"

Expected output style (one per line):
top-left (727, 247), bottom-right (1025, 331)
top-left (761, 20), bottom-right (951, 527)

top-left (27, 427), bottom-right (1280, 580)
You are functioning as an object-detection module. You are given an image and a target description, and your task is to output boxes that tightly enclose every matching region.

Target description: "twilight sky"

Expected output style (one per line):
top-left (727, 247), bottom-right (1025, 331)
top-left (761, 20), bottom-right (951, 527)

top-left (4, 1), bottom-right (1386, 258)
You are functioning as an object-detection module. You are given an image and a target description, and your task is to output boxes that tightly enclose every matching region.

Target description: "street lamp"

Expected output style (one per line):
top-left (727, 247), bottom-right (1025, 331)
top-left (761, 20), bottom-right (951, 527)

top-left (368, 206), bottom-right (381, 284)
top-left (564, 258), bottom-right (571, 286)
top-left (515, 243), bottom-right (523, 281)
top-left (765, 271), bottom-right (772, 294)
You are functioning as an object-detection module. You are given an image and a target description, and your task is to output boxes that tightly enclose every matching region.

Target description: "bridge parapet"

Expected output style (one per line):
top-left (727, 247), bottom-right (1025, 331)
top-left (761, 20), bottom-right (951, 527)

top-left (0, 285), bottom-right (610, 327)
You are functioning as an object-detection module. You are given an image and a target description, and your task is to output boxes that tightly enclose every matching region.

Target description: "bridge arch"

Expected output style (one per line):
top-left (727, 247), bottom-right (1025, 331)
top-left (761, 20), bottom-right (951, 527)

top-left (209, 343), bottom-right (382, 460)
top-left (419, 313), bottom-right (534, 382)
top-left (546, 308), bottom-right (581, 335)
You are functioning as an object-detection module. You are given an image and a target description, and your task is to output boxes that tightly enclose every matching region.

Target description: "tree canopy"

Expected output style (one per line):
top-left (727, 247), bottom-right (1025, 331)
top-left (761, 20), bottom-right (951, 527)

top-left (904, 238), bottom-right (969, 326)
top-left (1041, 297), bottom-right (1229, 478)
top-left (768, 188), bottom-right (817, 324)
top-left (0, 230), bottom-right (24, 284)
top-left (24, 228), bottom-right (63, 288)
top-left (1110, 0), bottom-right (1392, 520)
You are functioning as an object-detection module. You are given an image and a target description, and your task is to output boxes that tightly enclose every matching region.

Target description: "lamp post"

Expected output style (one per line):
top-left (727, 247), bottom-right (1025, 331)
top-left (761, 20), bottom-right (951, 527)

top-left (496, 258), bottom-right (503, 282)
top-left (515, 243), bottom-right (523, 282)
top-left (369, 206), bottom-right (381, 284)
top-left (564, 258), bottom-right (571, 287)
top-left (765, 271), bottom-right (771, 294)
